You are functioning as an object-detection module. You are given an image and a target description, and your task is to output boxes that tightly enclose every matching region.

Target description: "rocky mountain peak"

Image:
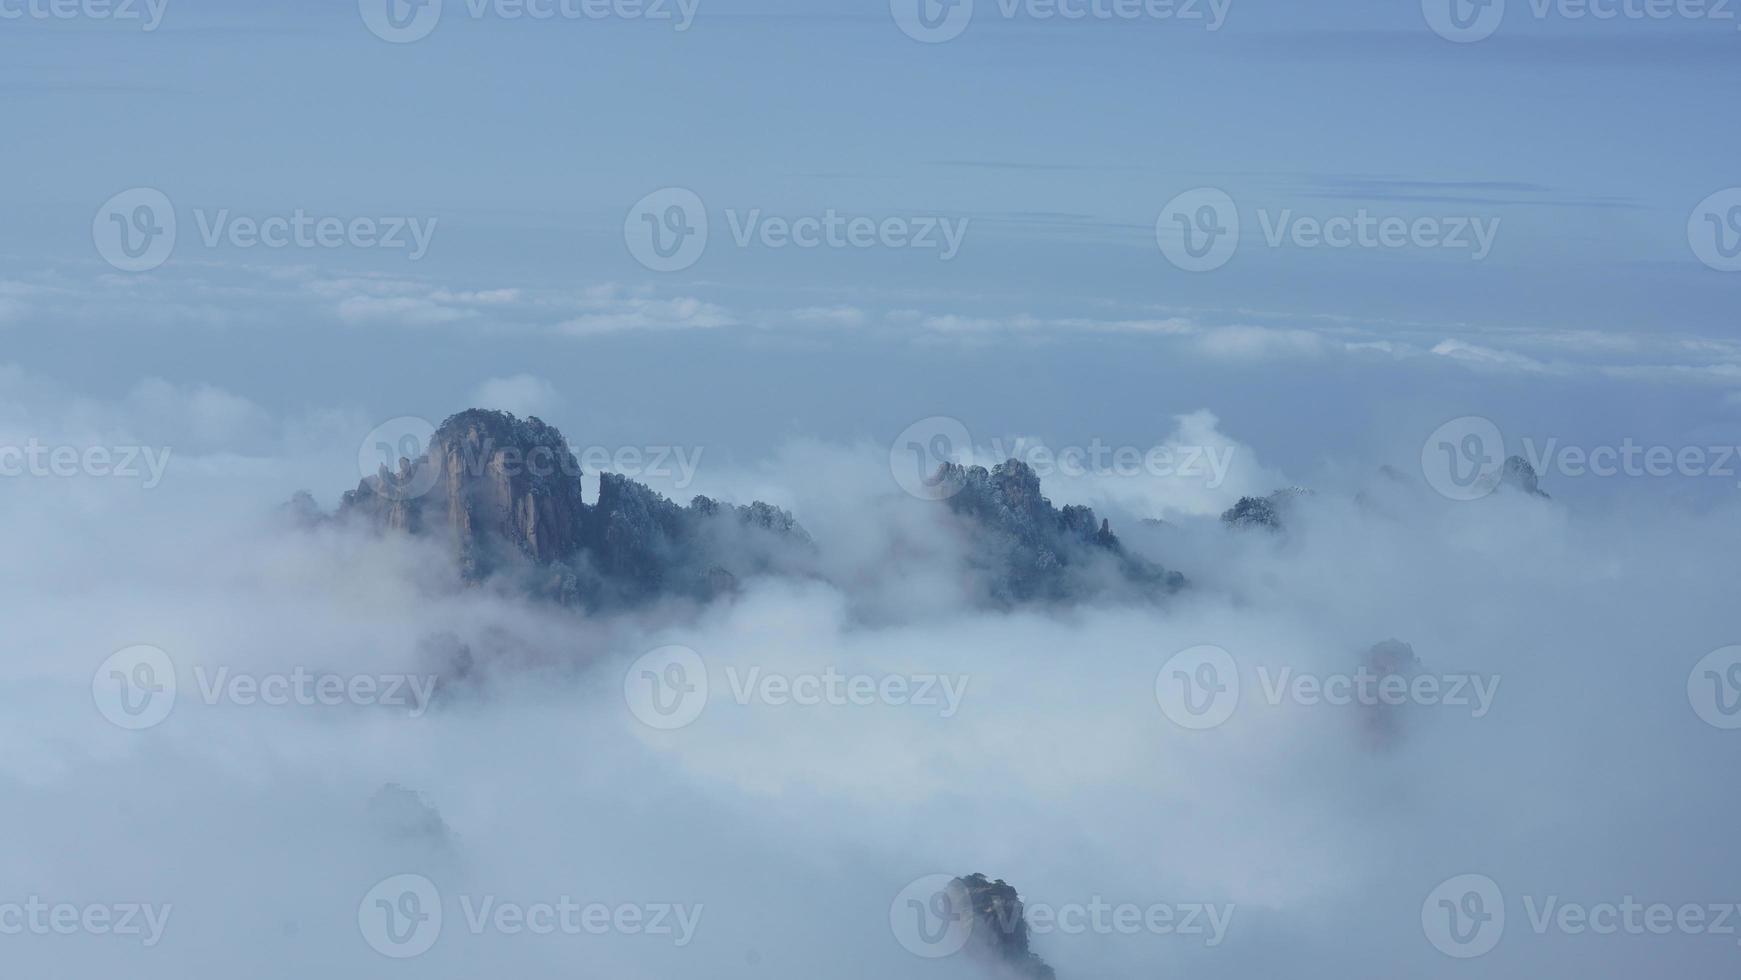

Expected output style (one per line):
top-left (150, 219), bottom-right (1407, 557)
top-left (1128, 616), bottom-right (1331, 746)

top-left (337, 409), bottom-right (808, 608)
top-left (953, 873), bottom-right (1057, 980)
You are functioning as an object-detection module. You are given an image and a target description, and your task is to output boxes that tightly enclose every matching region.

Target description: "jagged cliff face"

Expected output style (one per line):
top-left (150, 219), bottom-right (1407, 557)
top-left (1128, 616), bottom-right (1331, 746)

top-left (334, 410), bottom-right (1178, 610)
top-left (953, 873), bottom-right (1057, 980)
top-left (936, 460), bottom-right (1182, 605)
top-left (342, 410), bottom-right (587, 578)
top-left (339, 410), bottom-right (810, 607)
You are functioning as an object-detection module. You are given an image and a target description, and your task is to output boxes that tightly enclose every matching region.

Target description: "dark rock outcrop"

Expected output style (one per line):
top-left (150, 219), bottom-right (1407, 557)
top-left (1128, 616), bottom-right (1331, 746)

top-left (1499, 455), bottom-right (1549, 498)
top-left (1221, 486), bottom-right (1311, 531)
top-left (953, 873), bottom-right (1057, 980)
top-left (935, 460), bottom-right (1183, 604)
top-left (1220, 495), bottom-right (1282, 531)
top-left (338, 410), bottom-right (810, 609)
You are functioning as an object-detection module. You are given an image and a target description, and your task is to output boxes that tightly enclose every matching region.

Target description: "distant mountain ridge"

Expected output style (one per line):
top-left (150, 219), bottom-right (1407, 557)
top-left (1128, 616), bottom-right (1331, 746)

top-left (323, 408), bottom-right (1181, 609)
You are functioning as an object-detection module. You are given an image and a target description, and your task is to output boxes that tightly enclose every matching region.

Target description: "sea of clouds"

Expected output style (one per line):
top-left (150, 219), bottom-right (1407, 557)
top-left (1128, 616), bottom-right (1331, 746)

top-left (3, 364), bottom-right (1739, 979)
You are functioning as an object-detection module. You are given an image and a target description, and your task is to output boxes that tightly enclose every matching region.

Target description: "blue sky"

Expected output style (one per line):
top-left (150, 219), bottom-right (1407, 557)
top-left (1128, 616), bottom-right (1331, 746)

top-left (4, 0), bottom-right (1740, 491)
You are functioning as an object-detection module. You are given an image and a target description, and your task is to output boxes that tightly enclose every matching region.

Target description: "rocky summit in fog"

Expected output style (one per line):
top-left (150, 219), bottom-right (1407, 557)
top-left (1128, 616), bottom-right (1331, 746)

top-left (952, 873), bottom-right (1058, 980)
top-left (337, 409), bottom-right (812, 609)
top-left (327, 409), bottom-right (1182, 610)
top-left (935, 460), bottom-right (1184, 605)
